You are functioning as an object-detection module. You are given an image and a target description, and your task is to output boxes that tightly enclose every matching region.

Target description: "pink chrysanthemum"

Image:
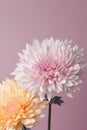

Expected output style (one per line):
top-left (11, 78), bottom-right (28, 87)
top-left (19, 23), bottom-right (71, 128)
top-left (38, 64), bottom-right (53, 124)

top-left (12, 38), bottom-right (86, 100)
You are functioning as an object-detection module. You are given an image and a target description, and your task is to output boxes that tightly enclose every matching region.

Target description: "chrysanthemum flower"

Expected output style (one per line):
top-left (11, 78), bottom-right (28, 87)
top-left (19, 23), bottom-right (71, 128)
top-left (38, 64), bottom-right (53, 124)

top-left (12, 38), bottom-right (86, 100)
top-left (0, 78), bottom-right (47, 130)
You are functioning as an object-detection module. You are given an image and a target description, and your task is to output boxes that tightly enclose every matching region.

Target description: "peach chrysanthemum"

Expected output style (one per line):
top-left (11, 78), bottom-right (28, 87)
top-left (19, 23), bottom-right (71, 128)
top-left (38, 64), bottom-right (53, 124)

top-left (12, 38), bottom-right (86, 100)
top-left (0, 78), bottom-right (47, 130)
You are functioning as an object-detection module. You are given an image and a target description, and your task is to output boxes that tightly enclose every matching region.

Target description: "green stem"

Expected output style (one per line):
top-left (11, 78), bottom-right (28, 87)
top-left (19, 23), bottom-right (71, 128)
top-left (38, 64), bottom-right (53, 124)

top-left (48, 103), bottom-right (52, 130)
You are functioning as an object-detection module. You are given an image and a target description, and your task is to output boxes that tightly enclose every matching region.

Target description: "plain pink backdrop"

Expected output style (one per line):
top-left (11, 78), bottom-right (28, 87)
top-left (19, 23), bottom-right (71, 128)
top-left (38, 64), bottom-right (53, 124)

top-left (0, 0), bottom-right (87, 130)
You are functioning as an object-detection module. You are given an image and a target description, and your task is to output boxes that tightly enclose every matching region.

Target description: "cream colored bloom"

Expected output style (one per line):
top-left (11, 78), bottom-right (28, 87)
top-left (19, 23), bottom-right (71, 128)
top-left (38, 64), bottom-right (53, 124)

top-left (0, 78), bottom-right (47, 130)
top-left (12, 38), bottom-right (86, 100)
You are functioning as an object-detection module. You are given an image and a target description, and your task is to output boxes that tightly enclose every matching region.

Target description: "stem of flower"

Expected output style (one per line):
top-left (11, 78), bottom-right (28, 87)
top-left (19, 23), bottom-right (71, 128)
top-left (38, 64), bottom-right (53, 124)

top-left (48, 103), bottom-right (52, 130)
top-left (22, 125), bottom-right (26, 130)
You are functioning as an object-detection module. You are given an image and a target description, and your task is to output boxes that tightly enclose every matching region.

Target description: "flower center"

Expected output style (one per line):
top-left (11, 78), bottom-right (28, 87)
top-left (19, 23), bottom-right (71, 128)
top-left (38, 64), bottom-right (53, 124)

top-left (38, 58), bottom-right (58, 73)
top-left (36, 57), bottom-right (60, 85)
top-left (4, 99), bottom-right (19, 113)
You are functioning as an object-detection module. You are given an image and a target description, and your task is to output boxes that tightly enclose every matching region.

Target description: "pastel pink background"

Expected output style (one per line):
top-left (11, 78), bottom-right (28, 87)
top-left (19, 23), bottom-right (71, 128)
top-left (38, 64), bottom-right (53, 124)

top-left (0, 0), bottom-right (87, 130)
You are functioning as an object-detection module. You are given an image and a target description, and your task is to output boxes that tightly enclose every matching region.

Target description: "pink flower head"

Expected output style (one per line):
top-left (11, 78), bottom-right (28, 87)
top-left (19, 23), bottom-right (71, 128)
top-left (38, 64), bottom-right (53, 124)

top-left (12, 38), bottom-right (86, 100)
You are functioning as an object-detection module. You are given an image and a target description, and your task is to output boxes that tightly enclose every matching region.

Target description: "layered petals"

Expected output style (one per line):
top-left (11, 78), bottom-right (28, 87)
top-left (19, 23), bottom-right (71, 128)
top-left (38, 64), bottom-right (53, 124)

top-left (0, 79), bottom-right (47, 130)
top-left (12, 38), bottom-right (86, 100)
